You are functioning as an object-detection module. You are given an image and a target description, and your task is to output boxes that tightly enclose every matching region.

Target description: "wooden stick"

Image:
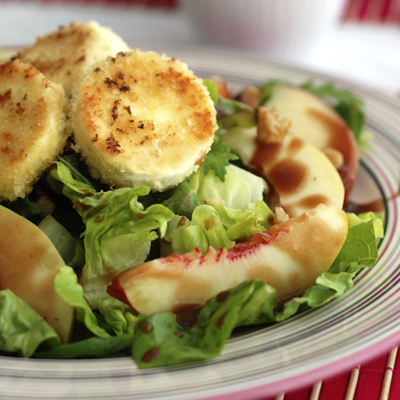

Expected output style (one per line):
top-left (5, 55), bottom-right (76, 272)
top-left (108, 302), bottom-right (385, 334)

top-left (344, 366), bottom-right (360, 400)
top-left (309, 381), bottom-right (322, 400)
top-left (379, 347), bottom-right (398, 400)
top-left (274, 393), bottom-right (284, 400)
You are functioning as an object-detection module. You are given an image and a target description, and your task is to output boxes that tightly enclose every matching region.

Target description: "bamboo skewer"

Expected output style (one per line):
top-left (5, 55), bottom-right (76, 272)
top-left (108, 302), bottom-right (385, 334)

top-left (309, 380), bottom-right (322, 400)
top-left (273, 347), bottom-right (399, 400)
top-left (344, 366), bottom-right (360, 400)
top-left (379, 347), bottom-right (398, 400)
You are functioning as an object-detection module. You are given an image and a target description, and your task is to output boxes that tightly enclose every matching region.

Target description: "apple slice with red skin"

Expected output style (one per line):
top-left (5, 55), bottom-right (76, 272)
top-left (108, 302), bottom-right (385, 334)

top-left (263, 85), bottom-right (359, 203)
top-left (0, 205), bottom-right (74, 343)
top-left (107, 204), bottom-right (347, 315)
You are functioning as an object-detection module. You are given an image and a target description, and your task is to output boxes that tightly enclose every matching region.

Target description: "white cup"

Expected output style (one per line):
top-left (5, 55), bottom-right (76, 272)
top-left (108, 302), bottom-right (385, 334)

top-left (181, 0), bottom-right (347, 58)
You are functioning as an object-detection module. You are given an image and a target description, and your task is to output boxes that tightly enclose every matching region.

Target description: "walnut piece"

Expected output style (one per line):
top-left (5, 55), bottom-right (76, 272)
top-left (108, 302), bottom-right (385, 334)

top-left (257, 107), bottom-right (291, 144)
top-left (236, 85), bottom-right (260, 109)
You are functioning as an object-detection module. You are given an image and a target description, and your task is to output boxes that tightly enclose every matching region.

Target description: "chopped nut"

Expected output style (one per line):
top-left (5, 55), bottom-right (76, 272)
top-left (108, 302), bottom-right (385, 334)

top-left (257, 107), bottom-right (291, 144)
top-left (236, 85), bottom-right (260, 109)
top-left (274, 207), bottom-right (290, 224)
top-left (322, 147), bottom-right (344, 169)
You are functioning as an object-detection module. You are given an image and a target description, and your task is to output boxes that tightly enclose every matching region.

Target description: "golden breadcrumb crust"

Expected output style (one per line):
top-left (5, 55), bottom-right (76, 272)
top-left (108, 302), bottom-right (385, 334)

top-left (0, 59), bottom-right (67, 201)
top-left (16, 21), bottom-right (130, 97)
top-left (71, 50), bottom-right (217, 191)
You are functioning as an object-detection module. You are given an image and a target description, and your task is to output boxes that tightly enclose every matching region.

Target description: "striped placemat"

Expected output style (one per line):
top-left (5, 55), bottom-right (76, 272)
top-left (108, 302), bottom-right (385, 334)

top-left (262, 347), bottom-right (400, 400)
top-left (342, 0), bottom-right (400, 22)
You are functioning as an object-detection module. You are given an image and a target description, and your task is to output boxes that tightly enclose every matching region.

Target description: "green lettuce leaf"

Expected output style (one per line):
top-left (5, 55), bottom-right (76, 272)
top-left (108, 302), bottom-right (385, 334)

top-left (166, 199), bottom-right (273, 254)
top-left (217, 96), bottom-right (253, 117)
top-left (54, 266), bottom-right (110, 338)
top-left (161, 181), bottom-right (203, 219)
top-left (202, 79), bottom-right (219, 104)
top-left (49, 161), bottom-right (96, 205)
top-left (132, 279), bottom-right (271, 368)
top-left (347, 211), bottom-right (384, 239)
top-left (0, 289), bottom-right (61, 357)
top-left (55, 266), bottom-right (137, 339)
top-left (50, 162), bottom-right (174, 304)
top-left (168, 205), bottom-right (235, 254)
top-left (34, 336), bottom-right (133, 359)
top-left (78, 186), bottom-right (173, 303)
top-left (213, 200), bottom-right (273, 242)
top-left (189, 163), bottom-right (266, 211)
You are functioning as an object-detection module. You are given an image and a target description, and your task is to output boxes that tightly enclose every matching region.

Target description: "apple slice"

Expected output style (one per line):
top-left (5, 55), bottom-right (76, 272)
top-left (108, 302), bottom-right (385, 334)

top-left (263, 85), bottom-right (359, 201)
top-left (107, 204), bottom-right (347, 315)
top-left (222, 130), bottom-right (345, 217)
top-left (0, 205), bottom-right (74, 343)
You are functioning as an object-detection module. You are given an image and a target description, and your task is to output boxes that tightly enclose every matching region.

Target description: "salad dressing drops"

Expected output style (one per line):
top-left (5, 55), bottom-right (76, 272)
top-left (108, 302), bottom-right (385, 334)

top-left (307, 108), bottom-right (359, 204)
top-left (250, 139), bottom-right (328, 215)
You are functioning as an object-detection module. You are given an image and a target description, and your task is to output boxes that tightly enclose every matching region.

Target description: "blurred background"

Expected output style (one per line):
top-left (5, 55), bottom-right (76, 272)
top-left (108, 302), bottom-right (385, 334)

top-left (0, 0), bottom-right (399, 93)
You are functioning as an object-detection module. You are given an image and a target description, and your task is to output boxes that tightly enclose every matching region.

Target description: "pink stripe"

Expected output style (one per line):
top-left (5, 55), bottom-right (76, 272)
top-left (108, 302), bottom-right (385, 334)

top-left (381, 0), bottom-right (393, 20)
top-left (359, 0), bottom-right (371, 19)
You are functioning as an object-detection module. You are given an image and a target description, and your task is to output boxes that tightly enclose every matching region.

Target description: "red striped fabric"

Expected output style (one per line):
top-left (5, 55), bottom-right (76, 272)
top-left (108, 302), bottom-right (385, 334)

top-left (319, 370), bottom-right (351, 399)
top-left (354, 353), bottom-right (388, 400)
top-left (342, 0), bottom-right (400, 22)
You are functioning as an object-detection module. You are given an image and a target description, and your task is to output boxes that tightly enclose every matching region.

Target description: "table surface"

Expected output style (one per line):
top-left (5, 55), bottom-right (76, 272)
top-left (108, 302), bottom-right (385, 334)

top-left (1, 2), bottom-right (400, 399)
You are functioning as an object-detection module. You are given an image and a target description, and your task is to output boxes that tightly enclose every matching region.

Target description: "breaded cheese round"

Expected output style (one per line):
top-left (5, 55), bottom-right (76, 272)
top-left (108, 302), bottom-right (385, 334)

top-left (16, 21), bottom-right (130, 97)
top-left (0, 59), bottom-right (67, 201)
top-left (71, 50), bottom-right (218, 191)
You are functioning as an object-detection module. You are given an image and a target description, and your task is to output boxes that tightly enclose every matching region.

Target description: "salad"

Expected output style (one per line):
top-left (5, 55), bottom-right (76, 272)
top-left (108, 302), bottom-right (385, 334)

top-left (0, 23), bottom-right (383, 369)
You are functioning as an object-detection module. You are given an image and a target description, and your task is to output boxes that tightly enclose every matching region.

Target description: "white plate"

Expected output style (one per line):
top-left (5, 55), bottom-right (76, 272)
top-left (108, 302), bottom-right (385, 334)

top-left (1, 44), bottom-right (399, 399)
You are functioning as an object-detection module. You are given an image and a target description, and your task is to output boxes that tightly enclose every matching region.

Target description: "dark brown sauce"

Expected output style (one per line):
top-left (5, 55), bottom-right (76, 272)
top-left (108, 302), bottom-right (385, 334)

top-left (216, 311), bottom-right (228, 329)
top-left (141, 347), bottom-right (160, 363)
top-left (138, 320), bottom-right (153, 334)
top-left (287, 137), bottom-right (304, 155)
top-left (268, 159), bottom-right (306, 195)
top-left (297, 194), bottom-right (329, 210)
top-left (173, 303), bottom-right (202, 329)
top-left (307, 109), bottom-right (359, 204)
top-left (250, 141), bottom-right (282, 172)
top-left (216, 290), bottom-right (230, 302)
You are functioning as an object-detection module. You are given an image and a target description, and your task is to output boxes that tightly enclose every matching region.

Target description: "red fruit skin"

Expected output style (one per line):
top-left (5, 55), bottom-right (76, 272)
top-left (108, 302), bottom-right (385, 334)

top-left (107, 205), bottom-right (348, 316)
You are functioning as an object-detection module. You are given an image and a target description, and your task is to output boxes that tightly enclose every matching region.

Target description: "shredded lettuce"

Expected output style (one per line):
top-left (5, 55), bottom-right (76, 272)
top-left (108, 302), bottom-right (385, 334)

top-left (189, 164), bottom-right (266, 211)
top-left (54, 266), bottom-right (137, 339)
top-left (0, 290), bottom-right (61, 357)
top-left (50, 162), bottom-right (174, 304)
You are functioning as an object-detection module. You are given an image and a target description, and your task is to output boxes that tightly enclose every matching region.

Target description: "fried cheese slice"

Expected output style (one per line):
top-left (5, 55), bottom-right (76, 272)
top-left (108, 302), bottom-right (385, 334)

top-left (16, 21), bottom-right (130, 97)
top-left (0, 59), bottom-right (67, 201)
top-left (71, 50), bottom-right (217, 191)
